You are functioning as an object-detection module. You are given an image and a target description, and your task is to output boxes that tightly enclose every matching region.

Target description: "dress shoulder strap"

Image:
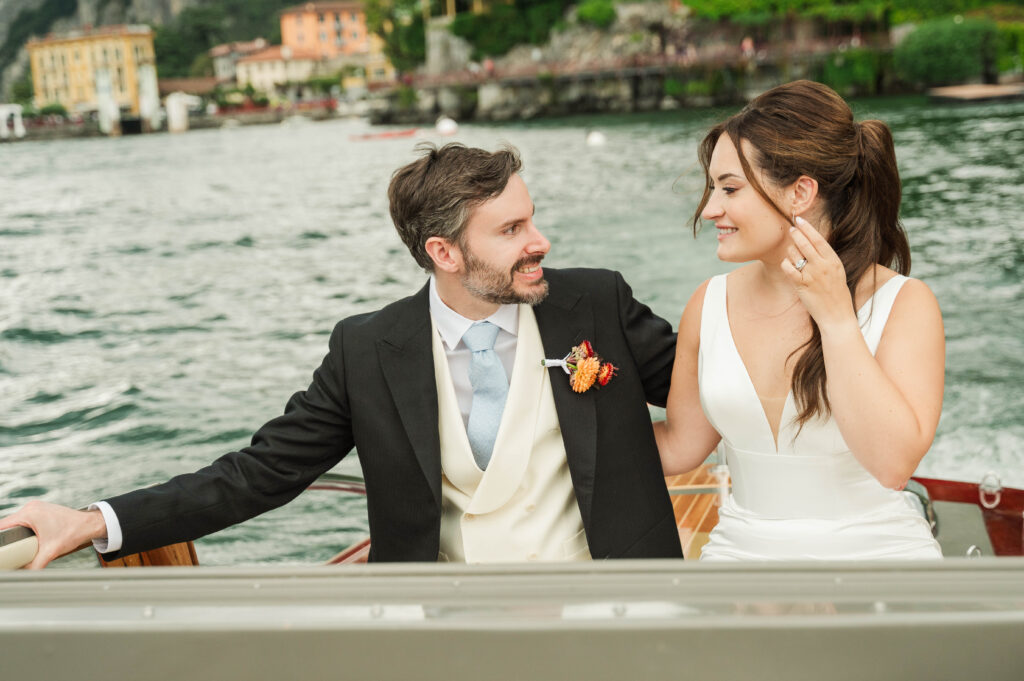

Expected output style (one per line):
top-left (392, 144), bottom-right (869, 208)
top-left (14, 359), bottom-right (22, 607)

top-left (699, 274), bottom-right (728, 351)
top-left (858, 274), bottom-right (909, 354)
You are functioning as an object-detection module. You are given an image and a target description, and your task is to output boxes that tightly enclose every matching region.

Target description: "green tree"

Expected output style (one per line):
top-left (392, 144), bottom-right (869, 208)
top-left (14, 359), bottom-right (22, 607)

top-left (0, 0), bottom-right (77, 86)
top-left (449, 1), bottom-right (572, 59)
top-left (680, 0), bottom-right (1009, 22)
top-left (576, 0), bottom-right (617, 29)
top-left (154, 6), bottom-right (229, 77)
top-left (11, 75), bottom-right (34, 105)
top-left (152, 0), bottom-right (298, 78)
top-left (894, 15), bottom-right (998, 86)
top-left (364, 0), bottom-right (427, 74)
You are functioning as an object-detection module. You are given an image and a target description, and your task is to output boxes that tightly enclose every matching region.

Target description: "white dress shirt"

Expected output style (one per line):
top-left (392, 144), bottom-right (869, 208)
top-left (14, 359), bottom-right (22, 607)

top-left (428, 275), bottom-right (518, 426)
top-left (94, 277), bottom-right (520, 555)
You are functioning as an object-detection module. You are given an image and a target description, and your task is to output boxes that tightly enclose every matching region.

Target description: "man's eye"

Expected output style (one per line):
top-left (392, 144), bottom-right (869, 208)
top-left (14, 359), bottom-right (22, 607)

top-left (503, 224), bottom-right (519, 234)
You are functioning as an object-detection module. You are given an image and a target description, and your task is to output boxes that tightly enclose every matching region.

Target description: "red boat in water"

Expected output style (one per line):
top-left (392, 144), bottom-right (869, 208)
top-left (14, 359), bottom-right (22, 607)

top-left (348, 127), bottom-right (419, 141)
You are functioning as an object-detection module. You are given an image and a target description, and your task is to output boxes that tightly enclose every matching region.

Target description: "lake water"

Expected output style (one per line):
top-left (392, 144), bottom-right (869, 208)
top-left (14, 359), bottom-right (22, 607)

top-left (2, 96), bottom-right (1023, 566)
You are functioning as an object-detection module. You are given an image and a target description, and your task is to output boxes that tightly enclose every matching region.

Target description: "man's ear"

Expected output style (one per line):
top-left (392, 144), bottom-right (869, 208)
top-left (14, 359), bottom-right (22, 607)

top-left (425, 236), bottom-right (462, 274)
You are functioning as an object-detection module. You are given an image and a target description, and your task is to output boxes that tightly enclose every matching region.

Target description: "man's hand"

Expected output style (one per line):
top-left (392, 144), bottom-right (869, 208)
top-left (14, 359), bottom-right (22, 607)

top-left (0, 502), bottom-right (107, 569)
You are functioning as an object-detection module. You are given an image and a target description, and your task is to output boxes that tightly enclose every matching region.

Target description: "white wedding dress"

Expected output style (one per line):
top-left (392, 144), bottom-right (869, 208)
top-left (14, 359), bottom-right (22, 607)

top-left (698, 273), bottom-right (942, 561)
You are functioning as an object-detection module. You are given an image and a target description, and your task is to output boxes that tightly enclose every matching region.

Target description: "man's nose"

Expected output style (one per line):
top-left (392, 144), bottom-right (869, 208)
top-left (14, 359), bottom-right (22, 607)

top-left (525, 220), bottom-right (551, 255)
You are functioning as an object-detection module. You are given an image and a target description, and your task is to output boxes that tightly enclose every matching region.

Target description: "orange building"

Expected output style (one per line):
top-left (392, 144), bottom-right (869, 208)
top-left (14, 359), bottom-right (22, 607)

top-left (280, 2), bottom-right (371, 59)
top-left (26, 24), bottom-right (155, 114)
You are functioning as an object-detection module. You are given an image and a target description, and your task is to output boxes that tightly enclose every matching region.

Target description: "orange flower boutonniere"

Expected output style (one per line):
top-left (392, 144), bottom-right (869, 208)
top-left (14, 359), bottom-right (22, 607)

top-left (542, 340), bottom-right (618, 393)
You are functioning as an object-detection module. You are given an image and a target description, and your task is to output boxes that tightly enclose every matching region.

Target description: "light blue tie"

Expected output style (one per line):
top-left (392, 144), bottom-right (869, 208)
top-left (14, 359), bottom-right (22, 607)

top-left (462, 321), bottom-right (509, 470)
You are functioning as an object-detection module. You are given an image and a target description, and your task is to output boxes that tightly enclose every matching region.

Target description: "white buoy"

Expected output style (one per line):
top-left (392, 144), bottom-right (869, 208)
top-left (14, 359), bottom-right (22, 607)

top-left (436, 116), bottom-right (458, 136)
top-left (585, 129), bottom-right (606, 147)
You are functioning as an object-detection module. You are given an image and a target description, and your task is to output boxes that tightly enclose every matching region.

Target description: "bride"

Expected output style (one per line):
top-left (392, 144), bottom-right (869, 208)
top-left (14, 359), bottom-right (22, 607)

top-left (655, 80), bottom-right (943, 560)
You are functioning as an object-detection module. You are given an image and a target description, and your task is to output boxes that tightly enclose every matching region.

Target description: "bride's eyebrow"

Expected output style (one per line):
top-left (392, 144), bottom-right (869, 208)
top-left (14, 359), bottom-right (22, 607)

top-left (716, 172), bottom-right (744, 182)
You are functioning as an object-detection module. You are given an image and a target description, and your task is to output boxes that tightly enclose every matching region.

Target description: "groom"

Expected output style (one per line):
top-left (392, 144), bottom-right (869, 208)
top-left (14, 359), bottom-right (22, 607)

top-left (2, 143), bottom-right (682, 567)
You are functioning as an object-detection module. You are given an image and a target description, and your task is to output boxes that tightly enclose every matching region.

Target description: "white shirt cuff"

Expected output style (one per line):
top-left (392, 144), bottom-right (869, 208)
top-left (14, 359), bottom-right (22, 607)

top-left (87, 501), bottom-right (122, 553)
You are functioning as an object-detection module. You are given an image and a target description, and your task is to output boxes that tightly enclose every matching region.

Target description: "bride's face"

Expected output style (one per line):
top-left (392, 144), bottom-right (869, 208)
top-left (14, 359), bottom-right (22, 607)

top-left (701, 133), bottom-right (791, 264)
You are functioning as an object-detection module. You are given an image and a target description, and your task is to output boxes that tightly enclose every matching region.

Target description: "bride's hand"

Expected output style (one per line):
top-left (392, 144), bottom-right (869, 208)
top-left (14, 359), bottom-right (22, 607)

top-left (781, 216), bottom-right (855, 330)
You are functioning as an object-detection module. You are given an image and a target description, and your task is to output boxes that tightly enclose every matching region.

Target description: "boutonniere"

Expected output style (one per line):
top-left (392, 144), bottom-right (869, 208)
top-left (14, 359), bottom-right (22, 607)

top-left (542, 340), bottom-right (618, 393)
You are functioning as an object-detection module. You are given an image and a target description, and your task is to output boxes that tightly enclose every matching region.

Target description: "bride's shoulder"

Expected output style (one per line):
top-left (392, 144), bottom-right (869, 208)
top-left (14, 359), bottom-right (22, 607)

top-left (858, 265), bottom-right (937, 309)
top-left (680, 274), bottom-right (722, 343)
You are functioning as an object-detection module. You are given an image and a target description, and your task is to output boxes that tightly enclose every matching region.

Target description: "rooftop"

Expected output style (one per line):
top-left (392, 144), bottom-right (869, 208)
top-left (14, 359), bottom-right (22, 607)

top-left (209, 39), bottom-right (269, 58)
top-left (27, 24), bottom-right (153, 46)
top-left (281, 2), bottom-right (363, 15)
top-left (236, 45), bottom-right (320, 64)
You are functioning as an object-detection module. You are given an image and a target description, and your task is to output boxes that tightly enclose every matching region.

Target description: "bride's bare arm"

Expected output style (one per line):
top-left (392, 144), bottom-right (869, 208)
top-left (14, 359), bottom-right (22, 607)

top-left (654, 279), bottom-right (722, 476)
top-left (785, 218), bottom-right (945, 489)
top-left (818, 280), bottom-right (945, 489)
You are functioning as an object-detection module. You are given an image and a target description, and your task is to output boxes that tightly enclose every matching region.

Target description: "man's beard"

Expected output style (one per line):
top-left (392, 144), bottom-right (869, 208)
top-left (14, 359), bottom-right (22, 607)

top-left (461, 247), bottom-right (549, 306)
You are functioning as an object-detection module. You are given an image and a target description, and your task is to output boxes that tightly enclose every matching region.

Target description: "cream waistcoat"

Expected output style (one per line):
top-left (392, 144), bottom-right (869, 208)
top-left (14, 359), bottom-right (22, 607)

top-left (432, 304), bottom-right (590, 564)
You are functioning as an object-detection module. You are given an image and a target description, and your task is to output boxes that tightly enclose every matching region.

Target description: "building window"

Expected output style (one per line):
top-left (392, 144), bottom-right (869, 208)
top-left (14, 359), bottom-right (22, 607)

top-left (297, 33), bottom-right (304, 43)
top-left (320, 32), bottom-right (327, 43)
top-left (352, 31), bottom-right (359, 39)
top-left (318, 13), bottom-right (325, 23)
top-left (350, 12), bottom-right (357, 21)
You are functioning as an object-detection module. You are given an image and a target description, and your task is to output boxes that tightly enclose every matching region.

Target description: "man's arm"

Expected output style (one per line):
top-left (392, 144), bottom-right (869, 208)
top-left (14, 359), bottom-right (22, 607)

top-left (1, 320), bottom-right (357, 567)
top-left (613, 271), bottom-right (677, 406)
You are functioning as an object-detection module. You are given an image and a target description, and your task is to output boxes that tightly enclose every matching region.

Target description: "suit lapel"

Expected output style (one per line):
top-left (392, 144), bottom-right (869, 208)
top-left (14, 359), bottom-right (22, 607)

top-left (532, 281), bottom-right (597, 529)
top-left (377, 283), bottom-right (442, 508)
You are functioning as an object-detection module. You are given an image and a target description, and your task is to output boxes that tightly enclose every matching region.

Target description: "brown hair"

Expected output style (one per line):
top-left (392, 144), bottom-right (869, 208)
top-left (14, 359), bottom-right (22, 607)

top-left (388, 142), bottom-right (522, 271)
top-left (692, 80), bottom-right (911, 426)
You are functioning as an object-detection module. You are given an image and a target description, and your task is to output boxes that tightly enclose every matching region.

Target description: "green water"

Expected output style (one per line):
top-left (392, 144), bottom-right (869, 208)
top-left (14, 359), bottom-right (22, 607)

top-left (2, 96), bottom-right (1023, 566)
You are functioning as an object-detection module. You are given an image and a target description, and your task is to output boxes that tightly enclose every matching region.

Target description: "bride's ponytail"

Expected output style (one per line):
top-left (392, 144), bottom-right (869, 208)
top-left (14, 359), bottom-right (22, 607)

top-left (853, 120), bottom-right (911, 276)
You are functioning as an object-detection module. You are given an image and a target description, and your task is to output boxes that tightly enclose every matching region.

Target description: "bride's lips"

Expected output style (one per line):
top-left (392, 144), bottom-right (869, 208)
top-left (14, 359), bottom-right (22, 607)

top-left (716, 225), bottom-right (738, 241)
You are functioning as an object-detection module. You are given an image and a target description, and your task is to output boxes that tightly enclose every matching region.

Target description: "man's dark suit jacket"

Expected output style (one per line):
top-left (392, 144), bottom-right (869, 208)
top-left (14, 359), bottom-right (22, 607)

top-left (104, 268), bottom-right (682, 562)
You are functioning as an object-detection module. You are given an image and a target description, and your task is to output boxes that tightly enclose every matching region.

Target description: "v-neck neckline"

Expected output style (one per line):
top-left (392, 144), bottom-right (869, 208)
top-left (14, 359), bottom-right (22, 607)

top-left (721, 275), bottom-right (892, 453)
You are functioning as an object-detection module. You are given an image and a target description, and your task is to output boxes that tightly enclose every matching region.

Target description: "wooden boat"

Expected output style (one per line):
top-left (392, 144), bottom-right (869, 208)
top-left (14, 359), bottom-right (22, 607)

top-left (1, 465), bottom-right (1023, 680)
top-left (2, 464), bottom-right (1019, 570)
top-left (318, 464), bottom-right (1024, 564)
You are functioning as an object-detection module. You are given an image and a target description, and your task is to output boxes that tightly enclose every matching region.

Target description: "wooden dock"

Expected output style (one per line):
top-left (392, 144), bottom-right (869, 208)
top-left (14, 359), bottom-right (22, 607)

top-left (928, 83), bottom-right (1024, 102)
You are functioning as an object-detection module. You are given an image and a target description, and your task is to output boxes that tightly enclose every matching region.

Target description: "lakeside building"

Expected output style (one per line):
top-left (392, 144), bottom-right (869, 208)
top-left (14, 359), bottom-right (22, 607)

top-left (280, 2), bottom-right (395, 89)
top-left (236, 45), bottom-right (320, 93)
top-left (281, 1), bottom-right (371, 59)
top-left (26, 24), bottom-right (156, 115)
top-left (210, 39), bottom-right (269, 85)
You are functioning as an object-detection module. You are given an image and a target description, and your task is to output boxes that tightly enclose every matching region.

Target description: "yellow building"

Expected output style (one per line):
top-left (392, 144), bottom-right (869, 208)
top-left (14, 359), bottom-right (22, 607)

top-left (26, 24), bottom-right (156, 115)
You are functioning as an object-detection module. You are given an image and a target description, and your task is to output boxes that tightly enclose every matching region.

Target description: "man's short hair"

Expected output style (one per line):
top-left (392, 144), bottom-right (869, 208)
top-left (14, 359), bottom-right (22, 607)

top-left (388, 142), bottom-right (522, 271)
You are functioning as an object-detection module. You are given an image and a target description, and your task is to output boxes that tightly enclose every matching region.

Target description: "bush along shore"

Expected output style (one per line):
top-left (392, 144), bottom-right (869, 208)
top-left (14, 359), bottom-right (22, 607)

top-left (370, 5), bottom-right (1024, 124)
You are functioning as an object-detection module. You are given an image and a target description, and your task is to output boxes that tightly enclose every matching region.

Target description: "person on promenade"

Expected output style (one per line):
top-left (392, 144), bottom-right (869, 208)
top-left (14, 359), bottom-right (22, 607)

top-left (655, 80), bottom-right (944, 560)
top-left (2, 142), bottom-right (682, 568)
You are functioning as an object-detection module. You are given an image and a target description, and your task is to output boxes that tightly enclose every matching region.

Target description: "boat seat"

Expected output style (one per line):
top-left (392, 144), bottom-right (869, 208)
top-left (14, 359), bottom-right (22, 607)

top-left (932, 501), bottom-right (995, 557)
